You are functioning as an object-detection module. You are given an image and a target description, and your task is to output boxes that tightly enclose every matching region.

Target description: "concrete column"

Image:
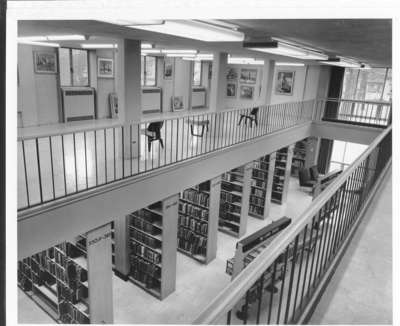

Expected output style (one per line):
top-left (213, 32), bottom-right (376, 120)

top-left (86, 223), bottom-right (113, 323)
top-left (209, 52), bottom-right (228, 111)
top-left (113, 215), bottom-right (130, 280)
top-left (264, 60), bottom-right (276, 105)
top-left (115, 39), bottom-right (142, 158)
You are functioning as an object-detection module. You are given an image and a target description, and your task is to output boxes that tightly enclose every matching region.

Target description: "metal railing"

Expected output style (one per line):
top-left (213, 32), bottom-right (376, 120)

top-left (317, 98), bottom-right (392, 127)
top-left (18, 100), bottom-right (314, 211)
top-left (194, 125), bottom-right (392, 324)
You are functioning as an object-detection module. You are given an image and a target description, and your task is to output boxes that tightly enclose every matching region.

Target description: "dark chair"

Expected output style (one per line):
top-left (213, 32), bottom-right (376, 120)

top-left (298, 167), bottom-right (316, 192)
top-left (309, 165), bottom-right (321, 182)
top-left (145, 121), bottom-right (164, 152)
top-left (238, 107), bottom-right (259, 127)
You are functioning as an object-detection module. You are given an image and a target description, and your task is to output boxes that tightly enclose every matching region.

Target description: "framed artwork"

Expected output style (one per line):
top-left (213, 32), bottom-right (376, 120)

top-left (97, 58), bottom-right (114, 78)
top-left (172, 96), bottom-right (184, 111)
top-left (164, 59), bottom-right (174, 80)
top-left (240, 85), bottom-right (254, 100)
top-left (226, 82), bottom-right (237, 98)
top-left (239, 68), bottom-right (257, 84)
top-left (275, 71), bottom-right (295, 95)
top-left (33, 51), bottom-right (57, 74)
top-left (226, 67), bottom-right (238, 81)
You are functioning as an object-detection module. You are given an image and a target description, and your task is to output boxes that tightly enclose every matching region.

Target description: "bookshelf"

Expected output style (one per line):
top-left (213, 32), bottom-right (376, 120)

top-left (248, 154), bottom-right (276, 220)
top-left (218, 163), bottom-right (252, 238)
top-left (178, 177), bottom-right (221, 264)
top-left (18, 223), bottom-right (114, 324)
top-left (291, 139), bottom-right (307, 176)
top-left (127, 195), bottom-right (178, 300)
top-left (271, 145), bottom-right (294, 205)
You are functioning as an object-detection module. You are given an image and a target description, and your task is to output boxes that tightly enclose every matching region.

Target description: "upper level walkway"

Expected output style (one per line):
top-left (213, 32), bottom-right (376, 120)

top-left (309, 168), bottom-right (392, 324)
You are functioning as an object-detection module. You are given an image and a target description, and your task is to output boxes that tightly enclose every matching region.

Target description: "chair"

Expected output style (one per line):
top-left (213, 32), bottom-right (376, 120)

top-left (309, 165), bottom-right (322, 182)
top-left (298, 167), bottom-right (316, 192)
top-left (238, 107), bottom-right (259, 127)
top-left (145, 121), bottom-right (164, 152)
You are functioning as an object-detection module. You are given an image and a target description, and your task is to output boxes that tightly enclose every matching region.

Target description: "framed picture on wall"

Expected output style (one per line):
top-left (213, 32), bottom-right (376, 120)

top-left (164, 59), bottom-right (174, 80)
top-left (239, 68), bottom-right (257, 84)
top-left (97, 58), bottom-right (114, 78)
top-left (33, 51), bottom-right (57, 74)
top-left (226, 82), bottom-right (237, 98)
top-left (240, 85), bottom-right (254, 100)
top-left (172, 96), bottom-right (184, 111)
top-left (226, 67), bottom-right (238, 81)
top-left (275, 71), bottom-right (295, 95)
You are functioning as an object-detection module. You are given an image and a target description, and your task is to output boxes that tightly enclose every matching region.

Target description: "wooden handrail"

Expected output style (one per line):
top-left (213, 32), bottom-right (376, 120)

top-left (193, 124), bottom-right (392, 324)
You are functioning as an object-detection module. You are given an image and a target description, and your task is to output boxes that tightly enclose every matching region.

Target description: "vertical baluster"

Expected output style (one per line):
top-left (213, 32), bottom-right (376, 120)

top-left (276, 247), bottom-right (289, 324)
top-left (21, 140), bottom-right (30, 207)
top-left (61, 135), bottom-right (67, 195)
top-left (299, 217), bottom-right (315, 309)
top-left (129, 124), bottom-right (133, 176)
top-left (104, 129), bottom-right (108, 183)
top-left (284, 235), bottom-right (299, 323)
top-left (49, 136), bottom-right (56, 199)
top-left (73, 133), bottom-right (78, 192)
top-left (137, 124), bottom-right (140, 174)
top-left (267, 260), bottom-right (278, 324)
top-left (94, 130), bottom-right (98, 186)
top-left (255, 273), bottom-right (265, 324)
top-left (121, 126), bottom-right (125, 178)
top-left (84, 132), bottom-right (88, 188)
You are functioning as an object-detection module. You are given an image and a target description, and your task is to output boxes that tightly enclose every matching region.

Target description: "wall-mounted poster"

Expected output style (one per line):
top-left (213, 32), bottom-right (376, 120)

top-left (240, 85), bottom-right (254, 100)
top-left (33, 51), bottom-right (57, 74)
top-left (226, 67), bottom-right (238, 81)
top-left (97, 58), bottom-right (114, 78)
top-left (239, 68), bottom-right (257, 84)
top-left (164, 59), bottom-right (174, 80)
top-left (226, 83), bottom-right (237, 98)
top-left (275, 71), bottom-right (295, 95)
top-left (172, 96), bottom-right (184, 111)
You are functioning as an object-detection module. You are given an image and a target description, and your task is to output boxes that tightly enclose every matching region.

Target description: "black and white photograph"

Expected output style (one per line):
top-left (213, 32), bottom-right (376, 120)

top-left (97, 58), bottom-right (114, 78)
top-left (2, 4), bottom-right (397, 326)
top-left (275, 71), bottom-right (295, 95)
top-left (226, 67), bottom-right (238, 81)
top-left (226, 82), bottom-right (237, 97)
top-left (33, 51), bottom-right (57, 73)
top-left (239, 85), bottom-right (254, 99)
top-left (239, 68), bottom-right (257, 84)
top-left (163, 59), bottom-right (173, 79)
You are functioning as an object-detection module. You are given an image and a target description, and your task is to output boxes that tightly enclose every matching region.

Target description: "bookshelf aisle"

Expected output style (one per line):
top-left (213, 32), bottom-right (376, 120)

top-left (178, 177), bottom-right (221, 264)
top-left (271, 145), bottom-right (294, 205)
top-left (126, 196), bottom-right (178, 300)
top-left (218, 163), bottom-right (252, 238)
top-left (248, 153), bottom-right (276, 220)
top-left (18, 223), bottom-right (113, 324)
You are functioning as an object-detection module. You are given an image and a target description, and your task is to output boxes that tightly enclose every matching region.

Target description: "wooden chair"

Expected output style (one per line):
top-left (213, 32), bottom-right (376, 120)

top-left (238, 107), bottom-right (259, 127)
top-left (145, 121), bottom-right (164, 152)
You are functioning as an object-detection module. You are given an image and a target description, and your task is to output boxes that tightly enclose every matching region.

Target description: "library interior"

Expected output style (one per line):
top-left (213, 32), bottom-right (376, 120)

top-left (14, 17), bottom-right (392, 325)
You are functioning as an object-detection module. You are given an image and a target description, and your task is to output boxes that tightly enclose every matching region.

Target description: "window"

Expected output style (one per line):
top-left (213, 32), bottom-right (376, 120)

top-left (193, 61), bottom-right (202, 86)
top-left (341, 68), bottom-right (392, 102)
top-left (59, 48), bottom-right (89, 87)
top-left (141, 56), bottom-right (157, 87)
top-left (329, 140), bottom-right (367, 172)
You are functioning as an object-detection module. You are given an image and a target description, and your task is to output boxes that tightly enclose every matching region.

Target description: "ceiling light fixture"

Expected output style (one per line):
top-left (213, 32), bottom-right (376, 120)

top-left (319, 57), bottom-right (361, 68)
top-left (228, 56), bottom-right (264, 65)
top-left (102, 19), bottom-right (165, 26)
top-left (161, 49), bottom-right (198, 54)
top-left (243, 41), bottom-right (328, 60)
top-left (81, 44), bottom-right (118, 49)
top-left (18, 34), bottom-right (85, 42)
top-left (276, 62), bottom-right (305, 67)
top-left (166, 53), bottom-right (196, 57)
top-left (141, 43), bottom-right (153, 49)
top-left (130, 20), bottom-right (244, 42)
top-left (141, 49), bottom-right (161, 54)
top-left (18, 40), bottom-right (60, 47)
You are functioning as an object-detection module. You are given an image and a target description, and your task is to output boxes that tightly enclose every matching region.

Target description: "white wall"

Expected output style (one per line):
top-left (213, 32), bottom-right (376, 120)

top-left (270, 65), bottom-right (308, 104)
top-left (222, 63), bottom-right (269, 110)
top-left (303, 65), bottom-right (321, 101)
top-left (18, 44), bottom-right (59, 127)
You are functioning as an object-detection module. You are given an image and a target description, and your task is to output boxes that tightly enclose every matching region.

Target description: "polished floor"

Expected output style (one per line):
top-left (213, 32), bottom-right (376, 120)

top-left (18, 106), bottom-right (308, 210)
top-left (18, 177), bottom-right (313, 324)
top-left (309, 169), bottom-right (392, 324)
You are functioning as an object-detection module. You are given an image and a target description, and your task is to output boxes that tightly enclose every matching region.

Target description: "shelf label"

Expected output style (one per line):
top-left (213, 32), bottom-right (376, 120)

top-left (88, 231), bottom-right (112, 247)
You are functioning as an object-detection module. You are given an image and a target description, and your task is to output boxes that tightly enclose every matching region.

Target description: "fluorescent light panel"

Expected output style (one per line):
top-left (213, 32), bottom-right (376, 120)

top-left (276, 62), bottom-right (305, 67)
top-left (320, 57), bottom-right (360, 68)
top-left (18, 40), bottom-right (60, 47)
top-left (167, 53), bottom-right (196, 57)
top-left (141, 43), bottom-right (153, 49)
top-left (141, 49), bottom-right (161, 54)
top-left (228, 56), bottom-right (264, 65)
top-left (81, 44), bottom-right (117, 49)
top-left (244, 41), bottom-right (328, 60)
top-left (19, 34), bottom-right (85, 41)
top-left (103, 19), bottom-right (164, 26)
top-left (130, 20), bottom-right (244, 42)
top-left (161, 49), bottom-right (197, 54)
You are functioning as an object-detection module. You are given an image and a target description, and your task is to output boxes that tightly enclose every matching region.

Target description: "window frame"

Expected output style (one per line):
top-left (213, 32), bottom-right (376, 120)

top-left (58, 47), bottom-right (90, 87)
top-left (192, 61), bottom-right (202, 87)
top-left (141, 55), bottom-right (157, 87)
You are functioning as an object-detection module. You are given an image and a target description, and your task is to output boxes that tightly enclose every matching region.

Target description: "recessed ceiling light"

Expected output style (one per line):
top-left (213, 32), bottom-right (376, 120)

top-left (161, 49), bottom-right (197, 54)
top-left (276, 62), bottom-right (305, 67)
top-left (81, 44), bottom-right (117, 49)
